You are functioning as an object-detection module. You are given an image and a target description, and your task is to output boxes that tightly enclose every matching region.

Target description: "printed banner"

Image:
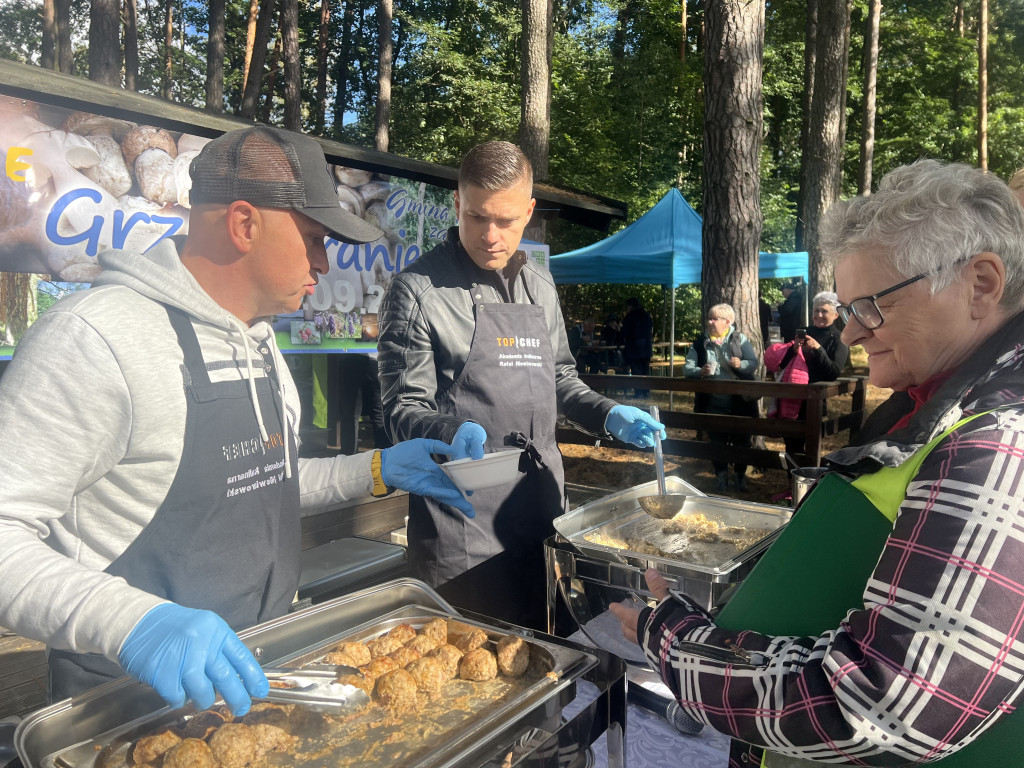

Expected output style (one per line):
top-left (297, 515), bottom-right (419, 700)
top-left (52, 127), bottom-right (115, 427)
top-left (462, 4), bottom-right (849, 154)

top-left (0, 95), bottom-right (470, 358)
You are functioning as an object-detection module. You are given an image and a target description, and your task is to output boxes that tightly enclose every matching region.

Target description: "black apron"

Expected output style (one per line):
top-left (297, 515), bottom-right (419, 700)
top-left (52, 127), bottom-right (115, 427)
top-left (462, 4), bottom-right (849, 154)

top-left (407, 301), bottom-right (565, 630)
top-left (48, 306), bottom-right (301, 701)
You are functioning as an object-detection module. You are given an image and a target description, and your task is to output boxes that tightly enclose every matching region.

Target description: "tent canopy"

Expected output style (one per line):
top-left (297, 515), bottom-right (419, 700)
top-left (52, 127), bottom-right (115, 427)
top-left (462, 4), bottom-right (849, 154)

top-left (548, 188), bottom-right (808, 287)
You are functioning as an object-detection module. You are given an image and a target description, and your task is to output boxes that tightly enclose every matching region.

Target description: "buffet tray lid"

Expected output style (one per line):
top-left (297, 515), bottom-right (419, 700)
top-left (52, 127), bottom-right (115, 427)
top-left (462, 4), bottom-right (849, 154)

top-left (554, 478), bottom-right (791, 576)
top-left (15, 579), bottom-right (456, 768)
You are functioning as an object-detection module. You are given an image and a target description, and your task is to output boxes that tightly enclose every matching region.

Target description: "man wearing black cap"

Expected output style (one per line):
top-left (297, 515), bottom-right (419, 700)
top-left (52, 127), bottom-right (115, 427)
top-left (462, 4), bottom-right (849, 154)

top-left (0, 126), bottom-right (472, 716)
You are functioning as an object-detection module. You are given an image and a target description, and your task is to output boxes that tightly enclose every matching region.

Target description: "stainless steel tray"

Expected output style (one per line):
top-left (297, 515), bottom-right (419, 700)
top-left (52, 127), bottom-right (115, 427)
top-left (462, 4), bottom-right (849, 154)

top-left (554, 477), bottom-right (791, 578)
top-left (16, 579), bottom-right (597, 768)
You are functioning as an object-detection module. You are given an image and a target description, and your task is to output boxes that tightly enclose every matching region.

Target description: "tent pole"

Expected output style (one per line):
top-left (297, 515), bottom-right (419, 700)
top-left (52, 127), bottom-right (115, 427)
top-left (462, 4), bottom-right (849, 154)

top-left (669, 285), bottom-right (676, 410)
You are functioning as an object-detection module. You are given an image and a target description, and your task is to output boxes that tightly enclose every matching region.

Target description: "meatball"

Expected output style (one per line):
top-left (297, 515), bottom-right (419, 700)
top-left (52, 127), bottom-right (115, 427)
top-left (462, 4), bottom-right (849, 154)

top-left (249, 724), bottom-right (297, 753)
top-left (374, 668), bottom-right (418, 711)
top-left (428, 644), bottom-right (464, 679)
top-left (242, 702), bottom-right (293, 730)
top-left (161, 739), bottom-right (216, 768)
top-left (387, 623), bottom-right (418, 644)
top-left (131, 729), bottom-right (182, 765)
top-left (336, 672), bottom-right (374, 698)
top-left (389, 645), bottom-right (422, 668)
top-left (459, 648), bottom-right (498, 681)
top-left (330, 641), bottom-right (371, 667)
top-left (453, 628), bottom-right (488, 654)
top-left (367, 635), bottom-right (405, 659)
top-left (405, 656), bottom-right (448, 692)
top-left (496, 635), bottom-right (531, 677)
top-left (404, 634), bottom-right (441, 655)
top-left (361, 656), bottom-right (399, 680)
top-left (321, 650), bottom-right (357, 668)
top-left (419, 618), bottom-right (449, 643)
top-left (182, 709), bottom-right (231, 740)
top-left (207, 724), bottom-right (260, 768)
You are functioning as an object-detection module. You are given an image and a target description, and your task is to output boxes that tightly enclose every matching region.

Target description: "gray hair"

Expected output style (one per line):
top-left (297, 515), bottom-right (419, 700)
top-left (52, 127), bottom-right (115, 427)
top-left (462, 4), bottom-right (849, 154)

top-left (812, 291), bottom-right (839, 309)
top-left (818, 159), bottom-right (1024, 310)
top-left (458, 141), bottom-right (533, 191)
top-left (708, 303), bottom-right (735, 323)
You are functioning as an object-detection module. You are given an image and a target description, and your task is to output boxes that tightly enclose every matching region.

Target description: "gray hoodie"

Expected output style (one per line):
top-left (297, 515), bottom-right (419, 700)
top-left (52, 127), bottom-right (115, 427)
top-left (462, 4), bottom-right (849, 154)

top-left (0, 240), bottom-right (375, 662)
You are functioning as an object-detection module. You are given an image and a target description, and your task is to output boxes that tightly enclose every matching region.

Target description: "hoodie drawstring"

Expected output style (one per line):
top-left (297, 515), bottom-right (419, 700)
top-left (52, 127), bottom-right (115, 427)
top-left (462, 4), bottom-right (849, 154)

top-left (227, 318), bottom-right (293, 480)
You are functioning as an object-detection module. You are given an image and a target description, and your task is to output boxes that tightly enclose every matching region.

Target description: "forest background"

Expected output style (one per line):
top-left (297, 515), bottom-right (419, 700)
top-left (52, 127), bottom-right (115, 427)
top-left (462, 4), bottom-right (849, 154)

top-left (1, 0), bottom-right (1022, 345)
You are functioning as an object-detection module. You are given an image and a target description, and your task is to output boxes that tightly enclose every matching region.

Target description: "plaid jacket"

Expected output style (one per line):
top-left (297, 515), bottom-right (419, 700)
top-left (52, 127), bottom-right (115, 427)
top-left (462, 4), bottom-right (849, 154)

top-left (639, 312), bottom-right (1024, 765)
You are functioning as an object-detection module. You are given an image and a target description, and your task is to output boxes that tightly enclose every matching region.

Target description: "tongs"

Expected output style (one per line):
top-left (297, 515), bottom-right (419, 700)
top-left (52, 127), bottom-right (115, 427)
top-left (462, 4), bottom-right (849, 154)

top-left (259, 666), bottom-right (371, 714)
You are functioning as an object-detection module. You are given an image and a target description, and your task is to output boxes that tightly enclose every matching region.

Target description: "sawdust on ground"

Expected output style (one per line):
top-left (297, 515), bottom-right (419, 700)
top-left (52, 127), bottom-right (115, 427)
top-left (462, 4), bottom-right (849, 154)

top-left (561, 372), bottom-right (890, 506)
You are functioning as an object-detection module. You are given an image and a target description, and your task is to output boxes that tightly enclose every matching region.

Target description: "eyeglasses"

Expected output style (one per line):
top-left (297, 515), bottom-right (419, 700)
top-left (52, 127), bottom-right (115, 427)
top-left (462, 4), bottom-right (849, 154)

top-left (835, 273), bottom-right (929, 331)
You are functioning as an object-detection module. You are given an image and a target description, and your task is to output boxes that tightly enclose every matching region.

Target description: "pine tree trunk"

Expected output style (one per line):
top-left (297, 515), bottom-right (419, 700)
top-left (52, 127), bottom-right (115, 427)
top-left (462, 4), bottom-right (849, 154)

top-left (56, 0), bottom-right (73, 74)
top-left (702, 0), bottom-right (765, 349)
top-left (857, 0), bottom-right (880, 195)
top-left (89, 0), bottom-right (121, 86)
top-left (263, 34), bottom-right (282, 124)
top-left (977, 0), bottom-right (988, 171)
top-left (162, 0), bottom-right (173, 99)
top-left (520, 0), bottom-right (551, 181)
top-left (314, 0), bottom-right (331, 134)
top-left (281, 0), bottom-right (301, 130)
top-left (374, 0), bottom-right (393, 152)
top-left (206, 0), bottom-right (226, 112)
top-left (801, 0), bottom-right (850, 298)
top-left (240, 0), bottom-right (278, 119)
top-left (124, 0), bottom-right (139, 90)
top-left (332, 0), bottom-right (354, 135)
top-left (795, 0), bottom-right (818, 251)
top-left (242, 0), bottom-right (259, 94)
top-left (680, 0), bottom-right (687, 63)
top-left (42, 0), bottom-right (56, 70)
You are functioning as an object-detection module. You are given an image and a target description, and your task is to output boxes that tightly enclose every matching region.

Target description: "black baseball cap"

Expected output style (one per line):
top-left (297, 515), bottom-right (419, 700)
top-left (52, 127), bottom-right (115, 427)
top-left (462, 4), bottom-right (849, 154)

top-left (189, 125), bottom-right (384, 244)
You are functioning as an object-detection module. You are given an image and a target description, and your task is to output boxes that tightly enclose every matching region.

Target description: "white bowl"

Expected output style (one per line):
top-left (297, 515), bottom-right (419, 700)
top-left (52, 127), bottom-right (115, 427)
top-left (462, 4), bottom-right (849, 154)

top-left (441, 448), bottom-right (524, 493)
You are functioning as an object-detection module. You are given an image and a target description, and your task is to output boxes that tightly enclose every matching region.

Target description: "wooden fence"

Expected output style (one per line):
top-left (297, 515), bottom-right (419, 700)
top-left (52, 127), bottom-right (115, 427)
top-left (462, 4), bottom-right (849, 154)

top-left (557, 374), bottom-right (869, 469)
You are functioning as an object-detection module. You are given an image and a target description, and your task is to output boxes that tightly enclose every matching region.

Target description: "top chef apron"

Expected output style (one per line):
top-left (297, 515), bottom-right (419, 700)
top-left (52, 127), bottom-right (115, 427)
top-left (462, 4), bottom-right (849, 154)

top-left (407, 300), bottom-right (565, 631)
top-left (48, 306), bottom-right (301, 701)
top-left (715, 410), bottom-right (1024, 767)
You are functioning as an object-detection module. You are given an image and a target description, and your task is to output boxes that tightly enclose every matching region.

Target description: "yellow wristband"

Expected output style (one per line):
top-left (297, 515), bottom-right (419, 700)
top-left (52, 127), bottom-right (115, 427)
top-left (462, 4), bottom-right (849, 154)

top-left (370, 450), bottom-right (392, 497)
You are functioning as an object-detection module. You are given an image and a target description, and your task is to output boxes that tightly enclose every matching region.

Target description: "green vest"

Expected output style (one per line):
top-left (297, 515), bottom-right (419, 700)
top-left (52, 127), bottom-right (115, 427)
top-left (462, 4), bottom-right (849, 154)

top-left (714, 411), bottom-right (1023, 767)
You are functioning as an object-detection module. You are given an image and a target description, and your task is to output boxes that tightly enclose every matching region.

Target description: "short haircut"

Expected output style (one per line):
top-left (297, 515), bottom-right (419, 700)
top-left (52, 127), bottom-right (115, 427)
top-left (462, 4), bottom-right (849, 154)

top-left (709, 303), bottom-right (735, 323)
top-left (458, 141), bottom-right (533, 191)
top-left (812, 291), bottom-right (839, 309)
top-left (819, 159), bottom-right (1024, 311)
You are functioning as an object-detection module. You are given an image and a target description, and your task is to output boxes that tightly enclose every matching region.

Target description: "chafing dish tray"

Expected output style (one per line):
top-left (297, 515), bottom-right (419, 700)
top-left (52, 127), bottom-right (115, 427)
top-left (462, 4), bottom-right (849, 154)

top-left (17, 580), bottom-right (599, 768)
top-left (553, 477), bottom-right (790, 578)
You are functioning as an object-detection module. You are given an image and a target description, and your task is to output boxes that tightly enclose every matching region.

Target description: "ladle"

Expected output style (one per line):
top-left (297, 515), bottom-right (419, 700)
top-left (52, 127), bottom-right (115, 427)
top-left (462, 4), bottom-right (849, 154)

top-left (637, 405), bottom-right (687, 519)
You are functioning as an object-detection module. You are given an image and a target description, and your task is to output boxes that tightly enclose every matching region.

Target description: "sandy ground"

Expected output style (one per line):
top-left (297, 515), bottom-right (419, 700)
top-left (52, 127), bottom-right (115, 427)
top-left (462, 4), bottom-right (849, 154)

top-left (561, 375), bottom-right (891, 506)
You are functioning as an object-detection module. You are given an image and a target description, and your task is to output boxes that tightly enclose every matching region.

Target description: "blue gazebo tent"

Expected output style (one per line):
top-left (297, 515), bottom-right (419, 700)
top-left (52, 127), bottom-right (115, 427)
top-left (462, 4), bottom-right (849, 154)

top-left (548, 188), bottom-right (808, 371)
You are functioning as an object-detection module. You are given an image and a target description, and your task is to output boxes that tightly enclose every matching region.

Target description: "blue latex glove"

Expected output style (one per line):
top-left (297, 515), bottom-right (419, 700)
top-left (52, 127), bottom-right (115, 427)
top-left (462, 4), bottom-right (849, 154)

top-left (450, 421), bottom-right (487, 460)
top-left (605, 405), bottom-right (666, 448)
top-left (381, 438), bottom-right (476, 518)
top-left (118, 603), bottom-right (268, 716)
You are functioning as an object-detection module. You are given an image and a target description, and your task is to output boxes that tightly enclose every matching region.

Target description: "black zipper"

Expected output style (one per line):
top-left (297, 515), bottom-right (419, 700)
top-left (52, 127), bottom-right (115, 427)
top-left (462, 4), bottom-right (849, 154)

top-left (672, 638), bottom-right (769, 669)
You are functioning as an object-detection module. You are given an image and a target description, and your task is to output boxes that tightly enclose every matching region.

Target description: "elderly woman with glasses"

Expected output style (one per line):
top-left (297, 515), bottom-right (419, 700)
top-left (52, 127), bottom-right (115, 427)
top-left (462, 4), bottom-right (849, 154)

top-left (612, 159), bottom-right (1024, 766)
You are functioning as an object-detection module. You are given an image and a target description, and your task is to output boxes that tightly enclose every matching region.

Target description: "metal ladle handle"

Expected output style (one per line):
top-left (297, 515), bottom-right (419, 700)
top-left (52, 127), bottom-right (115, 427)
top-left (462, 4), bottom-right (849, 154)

top-left (650, 405), bottom-right (667, 495)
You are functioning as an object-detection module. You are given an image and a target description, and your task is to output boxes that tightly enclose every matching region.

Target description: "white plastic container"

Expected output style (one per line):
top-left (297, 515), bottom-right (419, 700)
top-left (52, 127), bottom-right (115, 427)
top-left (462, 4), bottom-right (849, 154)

top-left (441, 448), bottom-right (524, 493)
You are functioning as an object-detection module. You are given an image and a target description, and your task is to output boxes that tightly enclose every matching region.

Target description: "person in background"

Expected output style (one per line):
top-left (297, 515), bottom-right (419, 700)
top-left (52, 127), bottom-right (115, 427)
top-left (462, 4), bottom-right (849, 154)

top-left (622, 296), bottom-right (654, 397)
top-left (758, 295), bottom-right (774, 348)
top-left (0, 126), bottom-right (472, 717)
top-left (376, 141), bottom-right (663, 630)
top-left (600, 315), bottom-right (626, 372)
top-left (766, 290), bottom-right (850, 457)
top-left (683, 303), bottom-right (760, 491)
top-left (1010, 166), bottom-right (1024, 207)
top-left (613, 159), bottom-right (1024, 765)
top-left (777, 279), bottom-right (805, 342)
top-left (567, 317), bottom-right (600, 373)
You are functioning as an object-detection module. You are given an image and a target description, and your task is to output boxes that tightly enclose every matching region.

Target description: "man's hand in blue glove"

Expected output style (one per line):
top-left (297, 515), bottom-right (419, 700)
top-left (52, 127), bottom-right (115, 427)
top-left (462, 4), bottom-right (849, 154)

top-left (450, 421), bottom-right (487, 460)
top-left (118, 603), bottom-right (268, 716)
top-left (381, 439), bottom-right (476, 518)
top-left (605, 405), bottom-right (666, 448)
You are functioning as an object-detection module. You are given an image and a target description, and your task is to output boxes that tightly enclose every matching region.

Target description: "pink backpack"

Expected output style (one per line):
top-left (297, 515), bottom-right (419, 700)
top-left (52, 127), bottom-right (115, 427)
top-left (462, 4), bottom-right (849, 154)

top-left (764, 342), bottom-right (809, 419)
